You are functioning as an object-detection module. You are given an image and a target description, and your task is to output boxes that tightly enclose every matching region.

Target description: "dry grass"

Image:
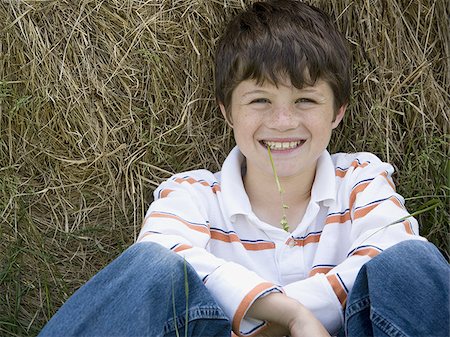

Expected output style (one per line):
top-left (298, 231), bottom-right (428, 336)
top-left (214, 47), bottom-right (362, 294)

top-left (0, 0), bottom-right (448, 335)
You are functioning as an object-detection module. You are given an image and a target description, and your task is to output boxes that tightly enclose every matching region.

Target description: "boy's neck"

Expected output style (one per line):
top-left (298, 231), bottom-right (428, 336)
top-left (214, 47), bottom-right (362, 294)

top-left (243, 163), bottom-right (316, 230)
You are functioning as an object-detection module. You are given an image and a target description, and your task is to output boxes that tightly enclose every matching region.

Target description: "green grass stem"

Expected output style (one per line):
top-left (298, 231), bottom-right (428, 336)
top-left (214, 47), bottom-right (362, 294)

top-left (358, 199), bottom-right (443, 246)
top-left (267, 146), bottom-right (289, 232)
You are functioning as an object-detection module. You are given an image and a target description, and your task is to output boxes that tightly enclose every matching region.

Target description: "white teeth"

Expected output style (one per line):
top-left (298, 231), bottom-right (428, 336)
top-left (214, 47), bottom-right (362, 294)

top-left (264, 141), bottom-right (301, 150)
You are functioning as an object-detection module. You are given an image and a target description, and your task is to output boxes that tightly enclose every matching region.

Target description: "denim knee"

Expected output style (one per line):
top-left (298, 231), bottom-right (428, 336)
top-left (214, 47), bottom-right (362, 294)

top-left (129, 242), bottom-right (183, 268)
top-left (120, 241), bottom-right (194, 290)
top-left (127, 242), bottom-right (214, 300)
top-left (128, 243), bottom-right (231, 336)
top-left (346, 239), bottom-right (449, 337)
top-left (368, 239), bottom-right (445, 270)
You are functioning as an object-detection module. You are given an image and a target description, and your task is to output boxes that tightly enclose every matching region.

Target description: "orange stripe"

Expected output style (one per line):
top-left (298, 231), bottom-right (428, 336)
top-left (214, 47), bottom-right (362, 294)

top-left (350, 174), bottom-right (400, 215)
top-left (403, 220), bottom-right (413, 234)
top-left (286, 234), bottom-right (321, 247)
top-left (232, 282), bottom-right (274, 335)
top-left (309, 267), bottom-right (333, 276)
top-left (354, 196), bottom-right (405, 220)
top-left (149, 212), bottom-right (210, 235)
top-left (353, 203), bottom-right (378, 220)
top-left (173, 244), bottom-right (192, 252)
top-left (242, 241), bottom-right (275, 251)
top-left (349, 181), bottom-right (370, 213)
top-left (389, 196), bottom-right (403, 209)
top-left (351, 247), bottom-right (381, 258)
top-left (381, 171), bottom-right (396, 191)
top-left (327, 274), bottom-right (347, 306)
top-left (326, 211), bottom-right (351, 225)
top-left (210, 230), bottom-right (275, 251)
top-left (335, 169), bottom-right (347, 178)
top-left (336, 161), bottom-right (369, 178)
top-left (174, 177), bottom-right (221, 193)
top-left (160, 189), bottom-right (174, 198)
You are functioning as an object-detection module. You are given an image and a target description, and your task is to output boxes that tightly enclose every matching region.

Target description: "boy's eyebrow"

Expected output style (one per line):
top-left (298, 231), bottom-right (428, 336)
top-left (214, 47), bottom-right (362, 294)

top-left (240, 84), bottom-right (328, 99)
top-left (243, 86), bottom-right (324, 95)
top-left (300, 87), bottom-right (320, 93)
top-left (243, 88), bottom-right (320, 96)
top-left (242, 89), bottom-right (269, 97)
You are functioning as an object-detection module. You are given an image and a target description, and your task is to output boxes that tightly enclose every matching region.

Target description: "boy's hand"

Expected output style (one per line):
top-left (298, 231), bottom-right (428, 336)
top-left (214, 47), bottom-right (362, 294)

top-left (247, 293), bottom-right (330, 337)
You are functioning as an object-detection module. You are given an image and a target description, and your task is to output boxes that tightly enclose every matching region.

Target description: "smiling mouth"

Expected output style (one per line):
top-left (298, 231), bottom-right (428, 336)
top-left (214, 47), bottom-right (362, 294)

top-left (261, 140), bottom-right (305, 150)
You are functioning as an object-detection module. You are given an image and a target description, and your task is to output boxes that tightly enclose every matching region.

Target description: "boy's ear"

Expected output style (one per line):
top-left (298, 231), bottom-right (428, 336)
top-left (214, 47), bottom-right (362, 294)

top-left (332, 104), bottom-right (347, 129)
top-left (219, 103), bottom-right (233, 127)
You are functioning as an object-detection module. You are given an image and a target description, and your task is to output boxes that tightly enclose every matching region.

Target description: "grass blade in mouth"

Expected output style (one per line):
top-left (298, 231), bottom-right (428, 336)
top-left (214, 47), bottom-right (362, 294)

top-left (267, 146), bottom-right (289, 232)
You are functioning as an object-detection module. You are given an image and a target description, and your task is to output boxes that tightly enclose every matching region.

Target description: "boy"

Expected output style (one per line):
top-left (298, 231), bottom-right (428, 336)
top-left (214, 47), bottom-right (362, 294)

top-left (39, 1), bottom-right (448, 336)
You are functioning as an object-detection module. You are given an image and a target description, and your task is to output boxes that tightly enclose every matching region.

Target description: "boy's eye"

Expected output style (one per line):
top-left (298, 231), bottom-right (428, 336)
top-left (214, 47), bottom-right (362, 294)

top-left (250, 98), bottom-right (270, 104)
top-left (296, 98), bottom-right (316, 104)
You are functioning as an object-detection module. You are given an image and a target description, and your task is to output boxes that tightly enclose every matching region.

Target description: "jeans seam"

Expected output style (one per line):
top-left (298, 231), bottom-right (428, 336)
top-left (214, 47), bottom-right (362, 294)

top-left (345, 296), bottom-right (371, 336)
top-left (370, 308), bottom-right (406, 337)
top-left (346, 296), bottom-right (370, 317)
top-left (163, 306), bottom-right (228, 334)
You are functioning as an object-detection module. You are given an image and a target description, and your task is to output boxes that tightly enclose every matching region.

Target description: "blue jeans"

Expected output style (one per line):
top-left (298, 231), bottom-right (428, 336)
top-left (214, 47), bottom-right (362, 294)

top-left (39, 240), bottom-right (448, 337)
top-left (38, 242), bottom-right (231, 337)
top-left (343, 240), bottom-right (449, 337)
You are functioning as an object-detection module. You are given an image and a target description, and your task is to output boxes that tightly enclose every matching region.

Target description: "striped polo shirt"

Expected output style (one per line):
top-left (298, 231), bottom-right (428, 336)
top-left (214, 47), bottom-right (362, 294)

top-left (138, 146), bottom-right (424, 336)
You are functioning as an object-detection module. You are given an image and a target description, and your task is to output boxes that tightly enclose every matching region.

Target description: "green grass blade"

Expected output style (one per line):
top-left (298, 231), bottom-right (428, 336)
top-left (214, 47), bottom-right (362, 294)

top-left (184, 259), bottom-right (189, 337)
top-left (171, 276), bottom-right (180, 337)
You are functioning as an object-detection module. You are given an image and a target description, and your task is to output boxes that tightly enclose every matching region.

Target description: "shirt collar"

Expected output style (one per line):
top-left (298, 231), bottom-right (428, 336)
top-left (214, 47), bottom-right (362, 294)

top-left (310, 150), bottom-right (337, 207)
top-left (220, 146), bottom-right (252, 222)
top-left (220, 146), bottom-right (337, 221)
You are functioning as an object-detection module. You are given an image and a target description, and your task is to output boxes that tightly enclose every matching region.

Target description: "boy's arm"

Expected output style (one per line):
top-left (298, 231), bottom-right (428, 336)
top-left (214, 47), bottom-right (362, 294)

top-left (282, 154), bottom-right (426, 334)
top-left (138, 172), bottom-right (283, 337)
top-left (246, 292), bottom-right (330, 337)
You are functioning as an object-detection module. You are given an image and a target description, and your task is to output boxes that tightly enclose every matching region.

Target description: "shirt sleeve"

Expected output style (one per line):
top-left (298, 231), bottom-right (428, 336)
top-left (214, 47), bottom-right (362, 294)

top-left (283, 154), bottom-right (426, 335)
top-left (137, 172), bottom-right (282, 337)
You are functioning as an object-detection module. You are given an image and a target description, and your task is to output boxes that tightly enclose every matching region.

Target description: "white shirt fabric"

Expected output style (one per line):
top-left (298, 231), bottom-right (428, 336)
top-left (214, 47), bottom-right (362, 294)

top-left (138, 146), bottom-right (424, 336)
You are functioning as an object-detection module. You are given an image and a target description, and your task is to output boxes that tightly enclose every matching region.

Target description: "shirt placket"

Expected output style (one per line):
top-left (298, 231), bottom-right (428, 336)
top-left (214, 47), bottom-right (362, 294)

top-left (278, 202), bottom-right (321, 284)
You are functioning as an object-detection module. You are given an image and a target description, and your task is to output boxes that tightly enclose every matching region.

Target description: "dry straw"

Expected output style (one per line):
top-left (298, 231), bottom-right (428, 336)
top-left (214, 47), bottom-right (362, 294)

top-left (0, 0), bottom-right (448, 335)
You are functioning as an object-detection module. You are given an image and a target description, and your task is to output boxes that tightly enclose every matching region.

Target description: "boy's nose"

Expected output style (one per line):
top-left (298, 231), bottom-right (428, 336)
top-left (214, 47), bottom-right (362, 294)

top-left (268, 105), bottom-right (298, 131)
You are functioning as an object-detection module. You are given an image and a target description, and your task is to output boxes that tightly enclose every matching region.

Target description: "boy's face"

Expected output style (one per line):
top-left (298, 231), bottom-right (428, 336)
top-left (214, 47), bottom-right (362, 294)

top-left (220, 77), bottom-right (346, 181)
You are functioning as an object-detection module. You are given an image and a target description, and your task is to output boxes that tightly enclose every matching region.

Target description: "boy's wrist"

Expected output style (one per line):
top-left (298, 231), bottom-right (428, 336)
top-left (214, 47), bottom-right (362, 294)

top-left (247, 293), bottom-right (331, 337)
top-left (247, 292), bottom-right (306, 329)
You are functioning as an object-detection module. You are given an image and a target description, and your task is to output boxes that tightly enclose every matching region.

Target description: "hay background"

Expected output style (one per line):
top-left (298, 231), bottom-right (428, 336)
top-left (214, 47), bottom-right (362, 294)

top-left (0, 0), bottom-right (448, 335)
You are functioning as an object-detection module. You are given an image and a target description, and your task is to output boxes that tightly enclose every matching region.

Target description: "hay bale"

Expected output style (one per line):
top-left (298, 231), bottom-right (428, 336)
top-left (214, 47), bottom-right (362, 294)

top-left (0, 0), bottom-right (448, 335)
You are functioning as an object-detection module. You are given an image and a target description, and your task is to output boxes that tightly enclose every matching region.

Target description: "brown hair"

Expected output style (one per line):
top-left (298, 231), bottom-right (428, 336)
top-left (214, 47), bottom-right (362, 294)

top-left (215, 0), bottom-right (351, 121)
